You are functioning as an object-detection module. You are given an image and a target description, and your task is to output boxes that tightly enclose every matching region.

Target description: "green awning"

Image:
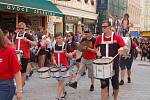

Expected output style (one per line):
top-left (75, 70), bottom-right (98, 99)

top-left (0, 0), bottom-right (63, 17)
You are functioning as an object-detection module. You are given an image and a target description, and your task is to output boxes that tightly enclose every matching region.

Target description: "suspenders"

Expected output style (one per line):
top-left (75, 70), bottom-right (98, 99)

top-left (101, 32), bottom-right (114, 57)
top-left (54, 43), bottom-right (65, 67)
top-left (16, 32), bottom-right (26, 51)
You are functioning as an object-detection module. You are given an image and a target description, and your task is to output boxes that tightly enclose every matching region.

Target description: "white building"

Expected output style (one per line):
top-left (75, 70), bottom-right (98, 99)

top-left (50, 0), bottom-right (98, 34)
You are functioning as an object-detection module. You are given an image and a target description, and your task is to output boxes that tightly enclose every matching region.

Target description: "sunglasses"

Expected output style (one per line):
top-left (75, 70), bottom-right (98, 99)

top-left (18, 28), bottom-right (24, 30)
top-left (67, 35), bottom-right (71, 37)
top-left (102, 26), bottom-right (108, 29)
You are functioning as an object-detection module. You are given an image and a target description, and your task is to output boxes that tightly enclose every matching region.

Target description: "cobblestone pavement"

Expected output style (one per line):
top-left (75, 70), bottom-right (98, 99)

top-left (13, 58), bottom-right (150, 100)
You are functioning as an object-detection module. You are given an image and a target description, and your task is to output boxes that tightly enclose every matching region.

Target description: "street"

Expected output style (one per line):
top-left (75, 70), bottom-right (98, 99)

top-left (13, 57), bottom-right (150, 100)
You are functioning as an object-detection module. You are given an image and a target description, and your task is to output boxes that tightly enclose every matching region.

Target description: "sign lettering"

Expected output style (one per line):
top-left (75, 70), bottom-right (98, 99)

top-left (0, 3), bottom-right (62, 16)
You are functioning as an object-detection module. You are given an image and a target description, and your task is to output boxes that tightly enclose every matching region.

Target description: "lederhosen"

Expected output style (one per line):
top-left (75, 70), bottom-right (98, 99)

top-left (97, 32), bottom-right (120, 89)
top-left (120, 38), bottom-right (134, 70)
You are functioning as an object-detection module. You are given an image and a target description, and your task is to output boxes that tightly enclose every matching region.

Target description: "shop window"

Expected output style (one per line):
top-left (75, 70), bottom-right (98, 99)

top-left (91, 0), bottom-right (94, 5)
top-left (0, 12), bottom-right (16, 32)
top-left (85, 0), bottom-right (88, 3)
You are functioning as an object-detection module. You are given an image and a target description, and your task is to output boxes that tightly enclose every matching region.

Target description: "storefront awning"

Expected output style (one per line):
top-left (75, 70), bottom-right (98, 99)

top-left (57, 5), bottom-right (98, 20)
top-left (0, 0), bottom-right (63, 17)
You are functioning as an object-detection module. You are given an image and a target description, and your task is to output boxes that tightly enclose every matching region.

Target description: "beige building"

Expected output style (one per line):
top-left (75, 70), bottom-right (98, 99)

top-left (50, 0), bottom-right (98, 34)
top-left (127, 0), bottom-right (142, 32)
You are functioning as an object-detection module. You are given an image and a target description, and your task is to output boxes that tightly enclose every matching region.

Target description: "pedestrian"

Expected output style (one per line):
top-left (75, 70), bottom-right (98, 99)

top-left (94, 21), bottom-right (127, 100)
top-left (52, 33), bottom-right (69, 100)
top-left (141, 43), bottom-right (147, 61)
top-left (69, 29), bottom-right (96, 91)
top-left (65, 32), bottom-right (77, 83)
top-left (13, 22), bottom-right (37, 87)
top-left (119, 32), bottom-right (140, 85)
top-left (0, 29), bottom-right (22, 100)
top-left (112, 15), bottom-right (120, 33)
top-left (121, 13), bottom-right (130, 37)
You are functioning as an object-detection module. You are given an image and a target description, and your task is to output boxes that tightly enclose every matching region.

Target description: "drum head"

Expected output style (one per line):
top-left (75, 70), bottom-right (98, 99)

top-left (37, 67), bottom-right (50, 73)
top-left (93, 58), bottom-right (113, 65)
top-left (50, 67), bottom-right (60, 72)
top-left (61, 67), bottom-right (68, 72)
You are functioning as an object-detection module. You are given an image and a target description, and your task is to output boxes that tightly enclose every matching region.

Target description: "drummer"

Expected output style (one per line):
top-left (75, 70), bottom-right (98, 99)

top-left (94, 21), bottom-right (127, 100)
top-left (69, 28), bottom-right (96, 91)
top-left (52, 33), bottom-right (69, 100)
top-left (13, 22), bottom-right (37, 87)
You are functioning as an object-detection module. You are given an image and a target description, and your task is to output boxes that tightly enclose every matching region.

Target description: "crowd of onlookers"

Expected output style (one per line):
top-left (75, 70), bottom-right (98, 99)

top-left (139, 42), bottom-right (150, 61)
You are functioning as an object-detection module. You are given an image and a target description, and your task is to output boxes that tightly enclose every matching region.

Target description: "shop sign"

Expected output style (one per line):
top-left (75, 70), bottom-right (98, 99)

top-left (0, 3), bottom-right (54, 16)
top-left (142, 31), bottom-right (150, 37)
top-left (65, 15), bottom-right (79, 23)
top-left (83, 18), bottom-right (96, 24)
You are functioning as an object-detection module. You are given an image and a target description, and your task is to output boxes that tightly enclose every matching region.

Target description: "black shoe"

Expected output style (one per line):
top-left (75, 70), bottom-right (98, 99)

top-left (81, 72), bottom-right (86, 76)
top-left (65, 82), bottom-right (70, 86)
top-left (90, 84), bottom-right (94, 91)
top-left (26, 75), bottom-right (29, 81)
top-left (69, 82), bottom-right (77, 89)
top-left (61, 91), bottom-right (67, 98)
top-left (119, 80), bottom-right (124, 85)
top-left (29, 70), bottom-right (33, 77)
top-left (128, 77), bottom-right (131, 83)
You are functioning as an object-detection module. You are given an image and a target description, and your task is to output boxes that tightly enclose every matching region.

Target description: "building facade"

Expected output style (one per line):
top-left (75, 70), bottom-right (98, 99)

top-left (96, 0), bottom-right (127, 34)
top-left (109, 0), bottom-right (127, 19)
top-left (127, 0), bottom-right (142, 35)
top-left (140, 0), bottom-right (150, 38)
top-left (0, 0), bottom-right (63, 34)
top-left (51, 0), bottom-right (97, 34)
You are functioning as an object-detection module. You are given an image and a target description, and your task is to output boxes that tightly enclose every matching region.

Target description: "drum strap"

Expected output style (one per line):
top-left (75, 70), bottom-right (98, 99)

top-left (54, 42), bottom-right (65, 67)
top-left (101, 32), bottom-right (115, 57)
top-left (16, 32), bottom-right (26, 51)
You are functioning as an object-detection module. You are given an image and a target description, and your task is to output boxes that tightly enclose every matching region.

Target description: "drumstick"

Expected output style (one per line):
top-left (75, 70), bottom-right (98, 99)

top-left (110, 53), bottom-right (119, 62)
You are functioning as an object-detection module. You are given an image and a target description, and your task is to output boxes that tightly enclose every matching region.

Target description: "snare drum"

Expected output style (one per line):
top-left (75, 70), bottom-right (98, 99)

top-left (60, 67), bottom-right (70, 78)
top-left (50, 67), bottom-right (70, 78)
top-left (93, 57), bottom-right (114, 79)
top-left (37, 67), bottom-right (50, 79)
top-left (50, 67), bottom-right (60, 78)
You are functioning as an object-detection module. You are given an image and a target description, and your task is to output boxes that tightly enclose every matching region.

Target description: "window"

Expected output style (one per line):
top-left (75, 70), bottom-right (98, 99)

top-left (91, 0), bottom-right (94, 5)
top-left (85, 0), bottom-right (88, 3)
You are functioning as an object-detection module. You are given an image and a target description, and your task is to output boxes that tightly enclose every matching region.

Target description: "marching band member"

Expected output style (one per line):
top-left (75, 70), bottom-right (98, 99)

top-left (69, 29), bottom-right (96, 91)
top-left (65, 32), bottom-right (77, 83)
top-left (0, 29), bottom-right (22, 100)
top-left (13, 22), bottom-right (37, 87)
top-left (52, 33), bottom-right (69, 100)
top-left (94, 21), bottom-right (127, 100)
top-left (119, 32), bottom-right (140, 85)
